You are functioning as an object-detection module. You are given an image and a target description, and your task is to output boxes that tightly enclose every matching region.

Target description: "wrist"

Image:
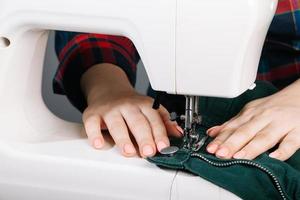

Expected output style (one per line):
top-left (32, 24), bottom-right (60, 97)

top-left (86, 83), bottom-right (135, 105)
top-left (81, 63), bottom-right (135, 105)
top-left (277, 79), bottom-right (300, 96)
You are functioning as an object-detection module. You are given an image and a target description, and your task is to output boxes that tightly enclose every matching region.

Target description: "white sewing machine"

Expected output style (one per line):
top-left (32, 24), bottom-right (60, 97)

top-left (0, 0), bottom-right (277, 199)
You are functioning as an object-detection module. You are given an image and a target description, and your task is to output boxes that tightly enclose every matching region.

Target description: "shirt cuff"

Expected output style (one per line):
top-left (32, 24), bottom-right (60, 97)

top-left (53, 34), bottom-right (138, 112)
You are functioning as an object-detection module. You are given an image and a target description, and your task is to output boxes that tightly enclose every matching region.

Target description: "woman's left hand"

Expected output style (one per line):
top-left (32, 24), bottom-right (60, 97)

top-left (206, 79), bottom-right (300, 161)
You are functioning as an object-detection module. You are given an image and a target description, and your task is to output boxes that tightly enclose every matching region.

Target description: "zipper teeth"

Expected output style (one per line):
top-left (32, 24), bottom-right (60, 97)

top-left (191, 153), bottom-right (286, 200)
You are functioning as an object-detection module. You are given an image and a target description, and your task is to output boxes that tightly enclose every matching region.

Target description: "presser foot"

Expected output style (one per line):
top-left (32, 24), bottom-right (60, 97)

top-left (181, 95), bottom-right (208, 152)
top-left (182, 125), bottom-right (208, 152)
top-left (166, 95), bottom-right (208, 154)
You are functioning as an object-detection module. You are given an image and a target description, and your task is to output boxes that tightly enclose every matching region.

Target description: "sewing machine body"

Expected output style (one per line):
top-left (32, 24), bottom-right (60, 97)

top-left (0, 0), bottom-right (276, 199)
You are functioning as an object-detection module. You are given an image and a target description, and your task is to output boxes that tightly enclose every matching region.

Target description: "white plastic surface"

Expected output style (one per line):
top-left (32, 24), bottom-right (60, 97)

top-left (0, 0), bottom-right (275, 199)
top-left (171, 172), bottom-right (240, 200)
top-left (176, 0), bottom-right (277, 97)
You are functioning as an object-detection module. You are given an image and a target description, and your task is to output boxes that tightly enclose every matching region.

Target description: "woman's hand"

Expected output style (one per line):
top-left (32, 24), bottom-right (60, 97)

top-left (81, 63), bottom-right (182, 158)
top-left (206, 80), bottom-right (300, 161)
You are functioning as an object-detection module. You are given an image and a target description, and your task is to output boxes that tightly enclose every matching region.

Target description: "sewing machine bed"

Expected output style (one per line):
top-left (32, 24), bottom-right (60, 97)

top-left (0, 124), bottom-right (240, 200)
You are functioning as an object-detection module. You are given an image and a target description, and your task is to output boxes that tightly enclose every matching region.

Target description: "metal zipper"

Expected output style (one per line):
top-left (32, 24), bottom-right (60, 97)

top-left (190, 153), bottom-right (287, 200)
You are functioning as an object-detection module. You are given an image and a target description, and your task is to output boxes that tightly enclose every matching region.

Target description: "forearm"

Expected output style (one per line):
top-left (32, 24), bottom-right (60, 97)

top-left (81, 63), bottom-right (135, 105)
top-left (278, 79), bottom-right (300, 96)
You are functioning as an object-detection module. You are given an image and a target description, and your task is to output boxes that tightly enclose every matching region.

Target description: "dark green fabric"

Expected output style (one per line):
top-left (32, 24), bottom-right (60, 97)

top-left (147, 81), bottom-right (300, 200)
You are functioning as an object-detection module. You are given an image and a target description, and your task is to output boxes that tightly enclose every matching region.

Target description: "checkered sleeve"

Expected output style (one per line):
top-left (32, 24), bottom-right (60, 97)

top-left (257, 0), bottom-right (300, 89)
top-left (53, 31), bottom-right (139, 112)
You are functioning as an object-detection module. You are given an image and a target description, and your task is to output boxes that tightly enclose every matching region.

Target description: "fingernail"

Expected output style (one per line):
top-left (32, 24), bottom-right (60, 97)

top-left (206, 126), bottom-right (220, 135)
top-left (143, 145), bottom-right (154, 156)
top-left (207, 127), bottom-right (216, 134)
top-left (176, 125), bottom-right (184, 134)
top-left (234, 151), bottom-right (246, 159)
top-left (124, 144), bottom-right (136, 154)
top-left (269, 152), bottom-right (279, 159)
top-left (94, 138), bottom-right (103, 149)
top-left (216, 147), bottom-right (229, 158)
top-left (206, 143), bottom-right (219, 153)
top-left (157, 141), bottom-right (168, 152)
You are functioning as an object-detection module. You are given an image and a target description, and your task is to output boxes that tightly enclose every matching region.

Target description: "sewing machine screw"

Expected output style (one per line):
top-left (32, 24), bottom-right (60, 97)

top-left (194, 115), bottom-right (202, 124)
top-left (169, 112), bottom-right (186, 124)
top-left (0, 36), bottom-right (10, 48)
top-left (170, 112), bottom-right (178, 121)
top-left (160, 146), bottom-right (179, 156)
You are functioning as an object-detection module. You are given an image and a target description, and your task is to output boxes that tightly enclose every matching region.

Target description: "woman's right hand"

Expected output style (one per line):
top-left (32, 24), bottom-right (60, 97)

top-left (81, 63), bottom-right (183, 158)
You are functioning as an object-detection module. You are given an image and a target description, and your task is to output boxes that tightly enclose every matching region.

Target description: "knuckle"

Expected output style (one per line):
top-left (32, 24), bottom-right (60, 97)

top-left (82, 109), bottom-right (93, 121)
top-left (222, 123), bottom-right (235, 132)
top-left (150, 119), bottom-right (164, 129)
top-left (229, 133), bottom-right (249, 145)
top-left (261, 109), bottom-right (272, 116)
top-left (256, 133), bottom-right (273, 145)
top-left (235, 127), bottom-right (251, 136)
top-left (221, 124), bottom-right (231, 131)
top-left (122, 101), bottom-right (135, 108)
top-left (220, 141), bottom-right (235, 150)
top-left (108, 121), bottom-right (123, 133)
top-left (212, 138), bottom-right (224, 145)
top-left (138, 99), bottom-right (153, 107)
top-left (219, 124), bottom-right (235, 136)
top-left (159, 106), bottom-right (170, 117)
top-left (83, 114), bottom-right (98, 124)
top-left (245, 142), bottom-right (260, 152)
top-left (134, 115), bottom-right (146, 125)
top-left (241, 107), bottom-right (255, 117)
top-left (284, 139), bottom-right (299, 149)
top-left (131, 122), bottom-right (148, 134)
top-left (251, 144), bottom-right (261, 151)
top-left (278, 147), bottom-right (290, 156)
top-left (244, 102), bottom-right (255, 109)
top-left (249, 135), bottom-right (276, 152)
top-left (122, 103), bottom-right (139, 114)
top-left (153, 126), bottom-right (167, 137)
top-left (83, 107), bottom-right (105, 121)
top-left (261, 107), bottom-right (279, 117)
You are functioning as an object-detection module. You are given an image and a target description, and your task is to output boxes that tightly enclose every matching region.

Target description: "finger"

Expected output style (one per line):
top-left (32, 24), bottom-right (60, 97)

top-left (206, 109), bottom-right (257, 155)
top-left (269, 130), bottom-right (300, 161)
top-left (220, 112), bottom-right (254, 133)
top-left (141, 107), bottom-right (170, 152)
top-left (103, 111), bottom-right (136, 157)
top-left (207, 112), bottom-right (252, 138)
top-left (206, 129), bottom-right (233, 154)
top-left (244, 98), bottom-right (266, 109)
top-left (216, 116), bottom-right (270, 159)
top-left (82, 114), bottom-right (105, 149)
top-left (207, 125), bottom-right (225, 137)
top-left (158, 106), bottom-right (183, 137)
top-left (120, 106), bottom-right (156, 158)
top-left (236, 124), bottom-right (286, 160)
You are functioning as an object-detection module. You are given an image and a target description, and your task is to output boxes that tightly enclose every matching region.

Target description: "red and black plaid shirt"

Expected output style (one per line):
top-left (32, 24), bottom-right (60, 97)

top-left (53, 0), bottom-right (300, 112)
top-left (53, 33), bottom-right (140, 111)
